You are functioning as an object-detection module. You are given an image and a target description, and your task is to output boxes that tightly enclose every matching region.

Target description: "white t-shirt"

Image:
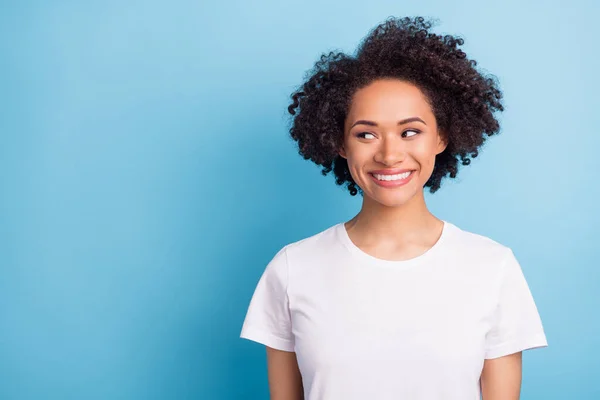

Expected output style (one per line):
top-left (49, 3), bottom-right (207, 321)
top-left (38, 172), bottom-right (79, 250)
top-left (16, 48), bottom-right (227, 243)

top-left (240, 220), bottom-right (548, 400)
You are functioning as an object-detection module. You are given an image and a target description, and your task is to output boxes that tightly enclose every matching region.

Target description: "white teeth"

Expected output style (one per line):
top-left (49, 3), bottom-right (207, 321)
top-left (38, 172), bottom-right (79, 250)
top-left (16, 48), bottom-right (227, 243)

top-left (373, 171), bottom-right (412, 181)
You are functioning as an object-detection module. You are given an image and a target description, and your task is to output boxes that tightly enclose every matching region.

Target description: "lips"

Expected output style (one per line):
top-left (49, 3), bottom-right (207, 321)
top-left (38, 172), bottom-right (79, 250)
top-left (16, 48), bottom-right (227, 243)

top-left (368, 169), bottom-right (416, 188)
top-left (370, 168), bottom-right (414, 175)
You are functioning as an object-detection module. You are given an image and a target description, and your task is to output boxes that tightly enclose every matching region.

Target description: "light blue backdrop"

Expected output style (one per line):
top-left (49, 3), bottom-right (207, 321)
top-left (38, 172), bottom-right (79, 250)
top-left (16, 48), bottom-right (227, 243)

top-left (1, 0), bottom-right (598, 398)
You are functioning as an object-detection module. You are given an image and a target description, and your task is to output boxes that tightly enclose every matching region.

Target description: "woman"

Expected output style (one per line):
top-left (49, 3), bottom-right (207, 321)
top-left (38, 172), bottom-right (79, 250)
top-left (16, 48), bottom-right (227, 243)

top-left (240, 16), bottom-right (547, 400)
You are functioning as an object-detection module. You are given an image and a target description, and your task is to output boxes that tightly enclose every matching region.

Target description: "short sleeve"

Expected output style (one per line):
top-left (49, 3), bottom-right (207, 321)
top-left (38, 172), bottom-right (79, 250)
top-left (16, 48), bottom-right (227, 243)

top-left (240, 246), bottom-right (295, 352)
top-left (484, 249), bottom-right (548, 359)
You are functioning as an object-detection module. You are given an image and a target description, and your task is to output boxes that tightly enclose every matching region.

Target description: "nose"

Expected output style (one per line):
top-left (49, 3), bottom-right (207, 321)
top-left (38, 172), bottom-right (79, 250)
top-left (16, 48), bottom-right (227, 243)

top-left (373, 136), bottom-right (406, 166)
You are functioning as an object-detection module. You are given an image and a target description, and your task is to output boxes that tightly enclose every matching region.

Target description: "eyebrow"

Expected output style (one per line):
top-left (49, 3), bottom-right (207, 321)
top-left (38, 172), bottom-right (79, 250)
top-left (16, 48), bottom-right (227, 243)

top-left (350, 117), bottom-right (426, 129)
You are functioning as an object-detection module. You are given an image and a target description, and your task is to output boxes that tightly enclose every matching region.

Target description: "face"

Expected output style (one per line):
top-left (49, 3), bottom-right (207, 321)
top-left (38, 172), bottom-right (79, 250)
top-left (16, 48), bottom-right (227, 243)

top-left (339, 79), bottom-right (447, 207)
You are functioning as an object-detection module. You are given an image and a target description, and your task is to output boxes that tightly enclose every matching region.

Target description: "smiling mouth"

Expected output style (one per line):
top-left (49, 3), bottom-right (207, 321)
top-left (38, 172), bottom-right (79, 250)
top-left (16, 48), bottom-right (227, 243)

top-left (370, 170), bottom-right (414, 181)
top-left (368, 170), bottom-right (416, 187)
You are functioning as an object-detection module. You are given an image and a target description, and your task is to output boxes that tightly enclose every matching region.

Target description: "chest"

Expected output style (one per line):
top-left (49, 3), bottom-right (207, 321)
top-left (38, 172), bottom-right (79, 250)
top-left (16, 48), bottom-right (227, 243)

top-left (289, 263), bottom-right (496, 380)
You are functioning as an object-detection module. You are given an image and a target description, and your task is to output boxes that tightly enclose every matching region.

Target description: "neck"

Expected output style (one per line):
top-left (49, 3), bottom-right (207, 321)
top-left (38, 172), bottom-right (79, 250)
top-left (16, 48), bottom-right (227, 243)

top-left (346, 190), bottom-right (442, 243)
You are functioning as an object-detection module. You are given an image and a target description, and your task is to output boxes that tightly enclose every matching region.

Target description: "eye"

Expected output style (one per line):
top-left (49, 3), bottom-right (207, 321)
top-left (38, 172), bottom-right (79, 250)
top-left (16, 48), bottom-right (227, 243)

top-left (357, 132), bottom-right (376, 140)
top-left (401, 129), bottom-right (421, 138)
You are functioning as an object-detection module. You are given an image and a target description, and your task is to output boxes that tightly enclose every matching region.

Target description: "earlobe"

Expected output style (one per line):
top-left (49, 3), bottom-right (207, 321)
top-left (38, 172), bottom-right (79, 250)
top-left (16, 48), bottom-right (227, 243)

top-left (339, 146), bottom-right (347, 159)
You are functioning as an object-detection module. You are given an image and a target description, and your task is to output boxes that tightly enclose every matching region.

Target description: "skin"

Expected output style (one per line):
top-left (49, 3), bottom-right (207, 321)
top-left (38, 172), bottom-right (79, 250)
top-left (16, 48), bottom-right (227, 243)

top-left (481, 352), bottom-right (523, 400)
top-left (267, 78), bottom-right (522, 399)
top-left (266, 348), bottom-right (304, 400)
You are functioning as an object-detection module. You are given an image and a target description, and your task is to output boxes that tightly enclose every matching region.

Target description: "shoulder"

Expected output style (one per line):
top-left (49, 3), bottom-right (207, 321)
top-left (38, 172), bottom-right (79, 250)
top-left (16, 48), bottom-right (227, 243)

top-left (443, 221), bottom-right (514, 266)
top-left (280, 222), bottom-right (340, 259)
top-left (260, 223), bottom-right (340, 280)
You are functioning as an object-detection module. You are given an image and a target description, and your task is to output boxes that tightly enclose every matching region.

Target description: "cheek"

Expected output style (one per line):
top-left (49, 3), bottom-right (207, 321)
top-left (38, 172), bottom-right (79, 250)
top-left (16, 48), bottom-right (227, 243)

top-left (344, 150), bottom-right (371, 183)
top-left (344, 144), bottom-right (370, 165)
top-left (412, 139), bottom-right (440, 166)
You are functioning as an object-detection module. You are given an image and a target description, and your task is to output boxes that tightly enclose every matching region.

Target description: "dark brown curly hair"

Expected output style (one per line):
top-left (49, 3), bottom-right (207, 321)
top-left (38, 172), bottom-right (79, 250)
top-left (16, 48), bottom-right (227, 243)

top-left (287, 16), bottom-right (504, 196)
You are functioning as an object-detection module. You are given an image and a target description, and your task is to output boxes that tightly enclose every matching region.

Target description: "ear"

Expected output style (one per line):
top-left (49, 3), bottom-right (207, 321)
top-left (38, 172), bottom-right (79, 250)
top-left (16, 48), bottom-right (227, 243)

top-left (436, 132), bottom-right (448, 155)
top-left (338, 145), bottom-right (347, 159)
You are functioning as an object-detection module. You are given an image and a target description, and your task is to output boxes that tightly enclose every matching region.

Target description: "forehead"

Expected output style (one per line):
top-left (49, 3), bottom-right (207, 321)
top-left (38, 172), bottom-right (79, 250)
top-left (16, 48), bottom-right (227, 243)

top-left (346, 79), bottom-right (434, 123)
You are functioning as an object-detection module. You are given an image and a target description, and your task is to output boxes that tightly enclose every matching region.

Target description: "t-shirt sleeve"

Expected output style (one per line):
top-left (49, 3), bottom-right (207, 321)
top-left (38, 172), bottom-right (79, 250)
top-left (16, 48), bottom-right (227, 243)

top-left (240, 246), bottom-right (295, 352)
top-left (484, 248), bottom-right (548, 359)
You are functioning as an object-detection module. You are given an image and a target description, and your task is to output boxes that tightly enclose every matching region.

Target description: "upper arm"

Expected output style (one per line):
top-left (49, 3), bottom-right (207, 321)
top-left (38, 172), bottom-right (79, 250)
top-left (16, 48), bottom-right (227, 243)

top-left (266, 346), bottom-right (304, 400)
top-left (484, 249), bottom-right (547, 359)
top-left (480, 249), bottom-right (547, 398)
top-left (480, 351), bottom-right (522, 400)
top-left (240, 248), bottom-right (301, 397)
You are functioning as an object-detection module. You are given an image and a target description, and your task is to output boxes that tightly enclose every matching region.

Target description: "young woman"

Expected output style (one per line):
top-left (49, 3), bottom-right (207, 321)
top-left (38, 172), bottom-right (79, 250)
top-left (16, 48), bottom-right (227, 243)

top-left (240, 16), bottom-right (547, 400)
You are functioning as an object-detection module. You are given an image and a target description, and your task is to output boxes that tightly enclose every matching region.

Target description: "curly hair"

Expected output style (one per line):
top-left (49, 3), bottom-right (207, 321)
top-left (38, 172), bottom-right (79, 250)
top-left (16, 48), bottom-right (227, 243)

top-left (287, 16), bottom-right (504, 195)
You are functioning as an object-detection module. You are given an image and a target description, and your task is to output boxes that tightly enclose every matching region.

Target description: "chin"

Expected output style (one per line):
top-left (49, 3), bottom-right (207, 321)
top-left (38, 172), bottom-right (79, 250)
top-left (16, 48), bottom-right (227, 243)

top-left (364, 187), bottom-right (420, 208)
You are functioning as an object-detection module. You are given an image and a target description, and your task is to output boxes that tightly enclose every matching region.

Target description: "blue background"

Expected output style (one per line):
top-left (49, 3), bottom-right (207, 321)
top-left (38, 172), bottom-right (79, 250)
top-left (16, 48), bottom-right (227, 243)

top-left (1, 0), bottom-right (598, 398)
